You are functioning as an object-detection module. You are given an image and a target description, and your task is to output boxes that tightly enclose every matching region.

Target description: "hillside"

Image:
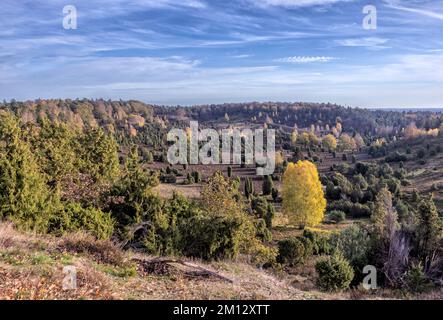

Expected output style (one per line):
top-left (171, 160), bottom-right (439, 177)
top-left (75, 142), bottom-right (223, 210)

top-left (1, 99), bottom-right (442, 300)
top-left (3, 223), bottom-right (442, 300)
top-left (0, 222), bottom-right (324, 300)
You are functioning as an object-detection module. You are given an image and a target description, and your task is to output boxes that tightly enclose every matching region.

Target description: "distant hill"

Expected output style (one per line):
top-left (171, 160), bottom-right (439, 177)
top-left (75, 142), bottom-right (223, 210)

top-left (1, 99), bottom-right (442, 148)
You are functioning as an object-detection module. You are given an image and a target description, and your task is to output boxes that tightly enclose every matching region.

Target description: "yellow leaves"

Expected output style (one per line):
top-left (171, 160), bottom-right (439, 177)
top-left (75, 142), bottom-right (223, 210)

top-left (338, 133), bottom-right (357, 151)
top-left (427, 128), bottom-right (439, 137)
top-left (405, 122), bottom-right (440, 139)
top-left (322, 134), bottom-right (337, 151)
top-left (291, 130), bottom-right (298, 146)
top-left (298, 132), bottom-right (310, 145)
top-left (282, 161), bottom-right (326, 227)
top-left (275, 151), bottom-right (284, 167)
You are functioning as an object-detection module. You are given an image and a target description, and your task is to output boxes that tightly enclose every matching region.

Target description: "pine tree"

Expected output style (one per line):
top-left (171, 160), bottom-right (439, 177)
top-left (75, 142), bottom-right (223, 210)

top-left (0, 112), bottom-right (57, 232)
top-left (108, 146), bottom-right (160, 226)
top-left (417, 197), bottom-right (442, 264)
top-left (265, 203), bottom-right (275, 228)
top-left (271, 188), bottom-right (279, 201)
top-left (32, 118), bottom-right (79, 187)
top-left (80, 128), bottom-right (120, 182)
top-left (244, 178), bottom-right (253, 198)
top-left (262, 175), bottom-right (273, 195)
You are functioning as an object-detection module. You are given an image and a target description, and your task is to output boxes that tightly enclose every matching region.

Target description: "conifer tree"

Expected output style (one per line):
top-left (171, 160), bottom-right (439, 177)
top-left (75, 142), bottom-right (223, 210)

top-left (262, 175), bottom-right (273, 195)
top-left (417, 197), bottom-right (442, 264)
top-left (0, 112), bottom-right (56, 232)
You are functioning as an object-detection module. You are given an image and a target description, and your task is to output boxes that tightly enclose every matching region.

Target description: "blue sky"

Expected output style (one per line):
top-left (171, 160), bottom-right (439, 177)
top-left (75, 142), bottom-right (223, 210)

top-left (1, 0), bottom-right (443, 107)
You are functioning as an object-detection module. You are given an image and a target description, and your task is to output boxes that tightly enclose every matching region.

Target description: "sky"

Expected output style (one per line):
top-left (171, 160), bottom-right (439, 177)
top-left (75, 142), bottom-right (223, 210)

top-left (1, 0), bottom-right (443, 108)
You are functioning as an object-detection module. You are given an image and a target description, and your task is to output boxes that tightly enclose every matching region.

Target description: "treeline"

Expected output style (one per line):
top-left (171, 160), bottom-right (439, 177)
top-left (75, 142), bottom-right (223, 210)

top-left (3, 99), bottom-right (443, 147)
top-left (0, 99), bottom-right (168, 152)
top-left (181, 102), bottom-right (443, 136)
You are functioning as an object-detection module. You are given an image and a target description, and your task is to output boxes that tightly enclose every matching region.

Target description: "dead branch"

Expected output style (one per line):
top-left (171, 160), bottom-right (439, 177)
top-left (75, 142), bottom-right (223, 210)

top-left (133, 257), bottom-right (234, 283)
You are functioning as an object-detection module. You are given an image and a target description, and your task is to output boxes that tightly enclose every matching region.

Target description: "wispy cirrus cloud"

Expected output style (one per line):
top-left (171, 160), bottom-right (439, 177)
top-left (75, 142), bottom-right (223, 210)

top-left (384, 0), bottom-right (443, 20)
top-left (335, 37), bottom-right (390, 49)
top-left (1, 0), bottom-right (443, 108)
top-left (253, 0), bottom-right (354, 8)
top-left (276, 56), bottom-right (336, 63)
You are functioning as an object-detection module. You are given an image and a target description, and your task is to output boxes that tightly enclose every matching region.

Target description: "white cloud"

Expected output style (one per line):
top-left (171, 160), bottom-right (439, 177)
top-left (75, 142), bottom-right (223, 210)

top-left (384, 0), bottom-right (443, 21)
top-left (335, 37), bottom-right (390, 49)
top-left (254, 0), bottom-right (354, 8)
top-left (230, 54), bottom-right (253, 59)
top-left (276, 56), bottom-right (336, 63)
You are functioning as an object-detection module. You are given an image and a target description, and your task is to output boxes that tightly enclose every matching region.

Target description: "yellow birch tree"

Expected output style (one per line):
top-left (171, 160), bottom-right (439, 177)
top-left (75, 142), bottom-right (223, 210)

top-left (282, 161), bottom-right (326, 227)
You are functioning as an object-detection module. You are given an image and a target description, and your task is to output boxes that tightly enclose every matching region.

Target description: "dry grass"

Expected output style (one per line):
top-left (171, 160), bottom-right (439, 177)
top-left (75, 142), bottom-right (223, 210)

top-left (2, 222), bottom-right (441, 300)
top-left (152, 183), bottom-right (202, 199)
top-left (60, 232), bottom-right (126, 266)
top-left (0, 223), bottom-right (20, 249)
top-left (0, 222), bottom-right (320, 300)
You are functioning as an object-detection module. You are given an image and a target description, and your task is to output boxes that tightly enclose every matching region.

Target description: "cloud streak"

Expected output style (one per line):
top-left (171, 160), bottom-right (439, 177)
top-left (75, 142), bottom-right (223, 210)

top-left (384, 0), bottom-right (443, 21)
top-left (276, 56), bottom-right (336, 63)
top-left (253, 0), bottom-right (354, 8)
top-left (0, 0), bottom-right (443, 108)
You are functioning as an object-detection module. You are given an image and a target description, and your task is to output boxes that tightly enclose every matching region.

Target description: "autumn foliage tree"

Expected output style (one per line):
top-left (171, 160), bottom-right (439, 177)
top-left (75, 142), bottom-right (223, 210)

top-left (322, 134), bottom-right (337, 151)
top-left (282, 161), bottom-right (326, 227)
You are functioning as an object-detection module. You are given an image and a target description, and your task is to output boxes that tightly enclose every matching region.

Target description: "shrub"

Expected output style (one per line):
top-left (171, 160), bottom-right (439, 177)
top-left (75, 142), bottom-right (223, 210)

top-left (271, 188), bottom-right (279, 202)
top-left (179, 215), bottom-right (243, 261)
top-left (303, 229), bottom-right (332, 255)
top-left (315, 252), bottom-right (354, 292)
top-left (160, 173), bottom-right (177, 184)
top-left (254, 219), bottom-right (272, 243)
top-left (328, 210), bottom-right (346, 223)
top-left (276, 238), bottom-right (306, 266)
top-left (327, 200), bottom-right (371, 218)
top-left (49, 202), bottom-right (114, 239)
top-left (297, 236), bottom-right (314, 259)
top-left (250, 244), bottom-right (278, 267)
top-left (262, 175), bottom-right (273, 195)
top-left (328, 225), bottom-right (371, 283)
top-left (385, 151), bottom-right (407, 163)
top-left (192, 171), bottom-right (201, 183)
top-left (183, 172), bottom-right (194, 185)
top-left (251, 196), bottom-right (268, 219)
top-left (417, 148), bottom-right (426, 159)
top-left (405, 263), bottom-right (433, 293)
top-left (395, 200), bottom-right (410, 221)
top-left (265, 204), bottom-right (275, 228)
